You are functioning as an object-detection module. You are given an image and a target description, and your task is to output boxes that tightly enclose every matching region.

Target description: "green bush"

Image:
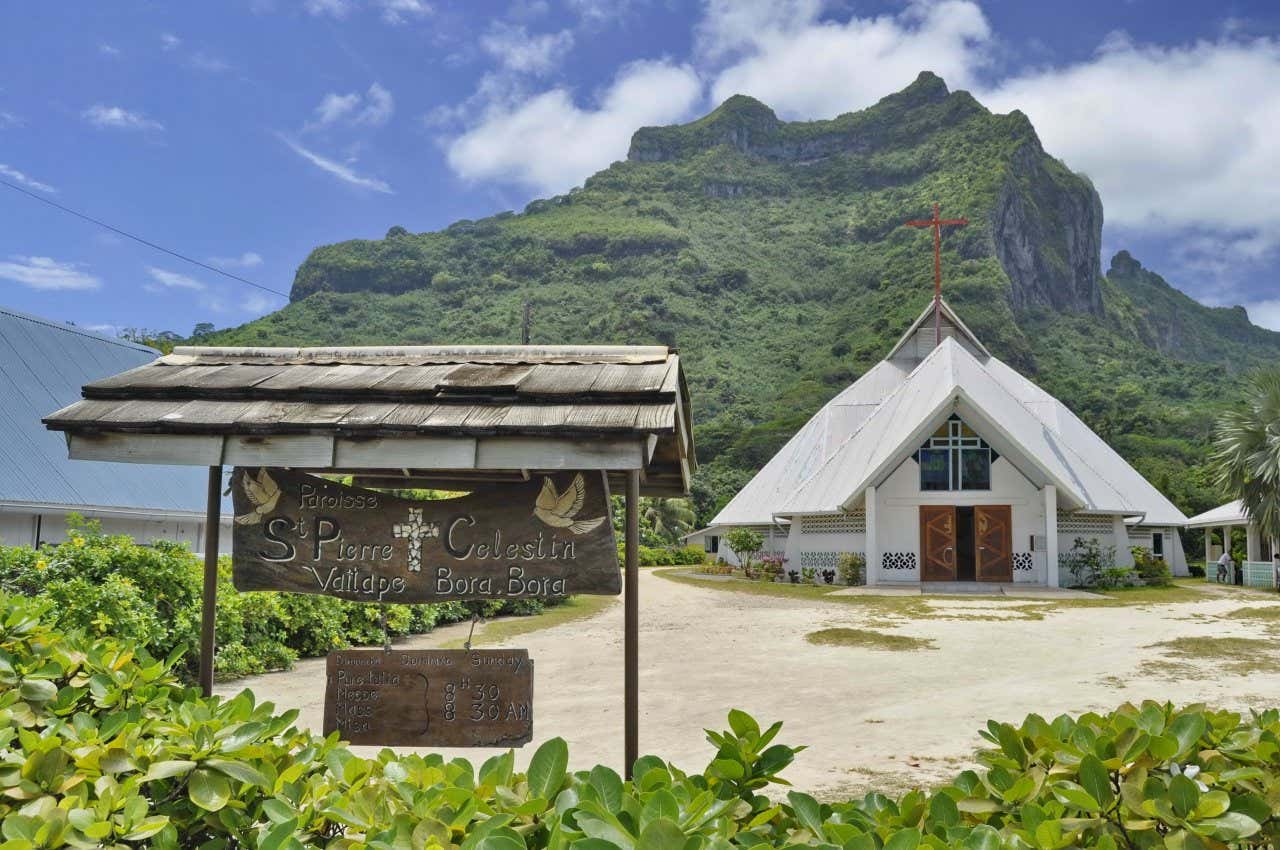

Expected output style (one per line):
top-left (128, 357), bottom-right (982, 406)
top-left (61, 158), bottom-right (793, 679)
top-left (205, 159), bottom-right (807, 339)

top-left (0, 524), bottom-right (555, 684)
top-left (1132, 546), bottom-right (1174, 586)
top-left (2, 592), bottom-right (1279, 849)
top-left (616, 544), bottom-right (707, 566)
top-left (838, 552), bottom-right (867, 586)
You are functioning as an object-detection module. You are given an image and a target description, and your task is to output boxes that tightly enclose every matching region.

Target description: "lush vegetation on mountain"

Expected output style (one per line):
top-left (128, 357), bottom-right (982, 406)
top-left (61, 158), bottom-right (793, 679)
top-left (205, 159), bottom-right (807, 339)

top-left (201, 73), bottom-right (1280, 530)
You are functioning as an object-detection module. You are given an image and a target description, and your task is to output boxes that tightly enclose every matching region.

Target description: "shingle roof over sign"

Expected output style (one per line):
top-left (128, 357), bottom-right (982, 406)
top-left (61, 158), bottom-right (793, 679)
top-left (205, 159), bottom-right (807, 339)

top-left (44, 344), bottom-right (696, 495)
top-left (0, 306), bottom-right (225, 517)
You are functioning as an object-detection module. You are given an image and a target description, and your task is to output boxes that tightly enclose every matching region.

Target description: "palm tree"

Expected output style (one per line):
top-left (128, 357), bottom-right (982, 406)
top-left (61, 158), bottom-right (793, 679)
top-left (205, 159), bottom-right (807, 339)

top-left (640, 497), bottom-right (697, 544)
top-left (1213, 367), bottom-right (1280, 543)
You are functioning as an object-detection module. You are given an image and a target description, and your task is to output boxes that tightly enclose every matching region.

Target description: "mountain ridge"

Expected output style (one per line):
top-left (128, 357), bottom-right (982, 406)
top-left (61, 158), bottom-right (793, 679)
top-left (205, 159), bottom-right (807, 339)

top-left (206, 73), bottom-right (1278, 524)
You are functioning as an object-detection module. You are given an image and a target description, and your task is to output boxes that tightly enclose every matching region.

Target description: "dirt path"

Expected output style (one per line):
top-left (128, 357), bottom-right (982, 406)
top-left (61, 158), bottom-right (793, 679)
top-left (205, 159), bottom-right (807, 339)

top-left (218, 571), bottom-right (1280, 798)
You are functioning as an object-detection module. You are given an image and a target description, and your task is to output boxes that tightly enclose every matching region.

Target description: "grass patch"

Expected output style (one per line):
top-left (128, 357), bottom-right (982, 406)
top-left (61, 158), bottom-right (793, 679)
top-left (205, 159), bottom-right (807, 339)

top-left (1221, 604), bottom-right (1280, 637)
top-left (806, 627), bottom-right (936, 651)
top-left (1143, 635), bottom-right (1280, 678)
top-left (441, 595), bottom-right (616, 649)
top-left (656, 569), bottom-right (1212, 623)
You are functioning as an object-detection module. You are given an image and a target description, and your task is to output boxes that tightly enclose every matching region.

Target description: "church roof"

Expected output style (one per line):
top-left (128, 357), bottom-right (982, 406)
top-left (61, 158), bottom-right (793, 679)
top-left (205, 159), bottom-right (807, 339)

top-left (711, 300), bottom-right (1187, 527)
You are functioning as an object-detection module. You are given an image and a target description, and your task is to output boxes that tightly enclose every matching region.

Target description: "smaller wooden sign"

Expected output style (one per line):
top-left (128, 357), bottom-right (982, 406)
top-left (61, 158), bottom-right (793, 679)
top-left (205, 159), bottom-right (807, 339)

top-left (323, 649), bottom-right (533, 748)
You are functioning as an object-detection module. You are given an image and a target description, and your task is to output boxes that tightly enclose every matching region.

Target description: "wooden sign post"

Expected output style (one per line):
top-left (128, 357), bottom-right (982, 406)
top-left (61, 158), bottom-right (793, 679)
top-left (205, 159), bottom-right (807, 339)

top-left (324, 649), bottom-right (533, 748)
top-left (231, 467), bottom-right (620, 602)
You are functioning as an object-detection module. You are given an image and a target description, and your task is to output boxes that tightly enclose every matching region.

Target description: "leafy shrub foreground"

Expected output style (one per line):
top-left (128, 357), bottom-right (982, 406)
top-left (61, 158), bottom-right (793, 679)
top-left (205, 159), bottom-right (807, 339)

top-left (0, 522), bottom-right (559, 683)
top-left (3, 594), bottom-right (1280, 849)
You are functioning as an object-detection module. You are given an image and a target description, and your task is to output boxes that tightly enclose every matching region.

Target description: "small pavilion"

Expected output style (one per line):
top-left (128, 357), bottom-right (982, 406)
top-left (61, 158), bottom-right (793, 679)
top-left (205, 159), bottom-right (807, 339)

top-left (1186, 500), bottom-right (1277, 587)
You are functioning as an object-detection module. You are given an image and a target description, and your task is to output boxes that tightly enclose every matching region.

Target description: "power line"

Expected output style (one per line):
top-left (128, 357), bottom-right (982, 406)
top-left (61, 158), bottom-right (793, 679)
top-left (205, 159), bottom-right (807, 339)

top-left (0, 177), bottom-right (291, 299)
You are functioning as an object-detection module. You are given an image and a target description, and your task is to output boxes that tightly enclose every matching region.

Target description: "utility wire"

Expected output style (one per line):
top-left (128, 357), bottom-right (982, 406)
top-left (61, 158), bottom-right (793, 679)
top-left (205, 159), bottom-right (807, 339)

top-left (0, 177), bottom-right (291, 298)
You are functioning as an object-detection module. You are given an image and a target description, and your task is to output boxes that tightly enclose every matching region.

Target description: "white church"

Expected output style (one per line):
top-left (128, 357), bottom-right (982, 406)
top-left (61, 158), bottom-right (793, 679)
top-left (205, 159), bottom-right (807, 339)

top-left (688, 298), bottom-right (1189, 587)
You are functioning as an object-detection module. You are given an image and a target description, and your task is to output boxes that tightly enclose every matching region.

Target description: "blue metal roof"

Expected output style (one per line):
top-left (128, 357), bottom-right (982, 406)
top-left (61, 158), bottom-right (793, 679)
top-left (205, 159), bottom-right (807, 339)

top-left (0, 306), bottom-right (228, 516)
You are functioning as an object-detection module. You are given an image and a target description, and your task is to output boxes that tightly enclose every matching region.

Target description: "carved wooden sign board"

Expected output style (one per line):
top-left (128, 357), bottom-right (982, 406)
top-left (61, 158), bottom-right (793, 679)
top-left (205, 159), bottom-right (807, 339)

top-left (231, 467), bottom-right (620, 602)
top-left (324, 649), bottom-right (533, 748)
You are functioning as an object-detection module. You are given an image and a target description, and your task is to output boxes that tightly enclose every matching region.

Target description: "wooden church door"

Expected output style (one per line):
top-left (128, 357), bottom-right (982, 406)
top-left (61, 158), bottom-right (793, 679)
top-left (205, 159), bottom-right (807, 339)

top-left (920, 505), bottom-right (956, 581)
top-left (975, 505), bottom-right (1013, 581)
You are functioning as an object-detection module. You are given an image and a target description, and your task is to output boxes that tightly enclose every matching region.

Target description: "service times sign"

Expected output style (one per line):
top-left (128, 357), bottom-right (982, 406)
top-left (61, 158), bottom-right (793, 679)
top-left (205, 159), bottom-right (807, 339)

top-left (324, 649), bottom-right (533, 748)
top-left (231, 467), bottom-right (620, 602)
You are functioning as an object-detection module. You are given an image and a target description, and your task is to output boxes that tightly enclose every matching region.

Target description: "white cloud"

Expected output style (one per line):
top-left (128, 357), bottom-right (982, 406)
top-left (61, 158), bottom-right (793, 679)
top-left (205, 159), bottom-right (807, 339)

top-left (308, 83), bottom-right (394, 129)
top-left (1242, 300), bottom-right (1280, 331)
top-left (445, 59), bottom-right (702, 194)
top-left (0, 111), bottom-right (20, 128)
top-left (314, 92), bottom-right (361, 125)
top-left (981, 33), bottom-right (1280, 259)
top-left (145, 267), bottom-right (206, 291)
top-left (160, 32), bottom-right (182, 51)
top-left (208, 252), bottom-right (264, 268)
top-left (305, 0), bottom-right (355, 17)
top-left (704, 0), bottom-right (992, 119)
top-left (279, 134), bottom-right (394, 193)
top-left (83, 104), bottom-right (164, 131)
top-left (242, 292), bottom-right (284, 313)
top-left (99, 43), bottom-right (121, 57)
top-left (481, 23), bottom-right (574, 75)
top-left (378, 0), bottom-right (431, 24)
top-left (566, 0), bottom-right (635, 26)
top-left (189, 51), bottom-right (232, 73)
top-left (0, 163), bottom-right (56, 194)
top-left (0, 256), bottom-right (100, 291)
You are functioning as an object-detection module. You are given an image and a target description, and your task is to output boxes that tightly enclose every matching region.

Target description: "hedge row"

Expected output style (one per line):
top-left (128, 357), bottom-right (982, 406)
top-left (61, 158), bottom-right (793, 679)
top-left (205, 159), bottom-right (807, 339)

top-left (0, 520), bottom-right (555, 682)
top-left (2, 591), bottom-right (1279, 849)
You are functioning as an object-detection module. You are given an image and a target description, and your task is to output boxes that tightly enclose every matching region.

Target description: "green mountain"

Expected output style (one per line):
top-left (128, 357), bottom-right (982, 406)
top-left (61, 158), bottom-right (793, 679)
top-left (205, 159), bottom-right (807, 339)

top-left (206, 72), bottom-right (1280, 524)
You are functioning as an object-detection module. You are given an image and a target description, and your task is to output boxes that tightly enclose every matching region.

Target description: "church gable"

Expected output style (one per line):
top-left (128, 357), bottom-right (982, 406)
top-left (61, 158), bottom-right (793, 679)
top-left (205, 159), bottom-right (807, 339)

top-left (888, 299), bottom-right (990, 364)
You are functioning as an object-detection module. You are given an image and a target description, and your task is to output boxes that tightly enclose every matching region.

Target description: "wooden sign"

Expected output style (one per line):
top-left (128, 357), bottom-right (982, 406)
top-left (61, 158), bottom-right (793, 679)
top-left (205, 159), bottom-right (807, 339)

top-left (231, 467), bottom-right (620, 602)
top-left (323, 649), bottom-right (533, 748)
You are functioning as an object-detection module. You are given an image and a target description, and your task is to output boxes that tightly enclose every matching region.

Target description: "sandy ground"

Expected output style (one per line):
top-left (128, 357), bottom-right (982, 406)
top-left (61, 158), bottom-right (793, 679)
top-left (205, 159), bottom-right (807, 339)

top-left (218, 571), bottom-right (1280, 798)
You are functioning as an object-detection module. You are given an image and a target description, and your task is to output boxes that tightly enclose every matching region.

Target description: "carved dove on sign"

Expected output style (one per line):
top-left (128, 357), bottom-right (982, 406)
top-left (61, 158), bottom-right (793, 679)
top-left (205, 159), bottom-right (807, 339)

top-left (533, 473), bottom-right (606, 535)
top-left (234, 468), bottom-right (280, 525)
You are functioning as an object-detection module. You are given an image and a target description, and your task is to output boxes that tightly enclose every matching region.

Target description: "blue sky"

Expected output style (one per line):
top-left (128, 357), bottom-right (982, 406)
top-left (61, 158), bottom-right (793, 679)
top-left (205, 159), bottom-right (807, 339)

top-left (3, 0), bottom-right (1280, 336)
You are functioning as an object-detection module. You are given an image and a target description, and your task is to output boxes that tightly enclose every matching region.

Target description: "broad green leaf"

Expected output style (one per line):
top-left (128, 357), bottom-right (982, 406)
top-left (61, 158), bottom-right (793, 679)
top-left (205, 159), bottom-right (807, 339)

top-left (528, 738), bottom-right (569, 800)
top-left (188, 768), bottom-right (231, 812)
top-left (1192, 812), bottom-right (1261, 842)
top-left (1078, 755), bottom-right (1113, 808)
top-left (962, 825), bottom-right (1000, 850)
top-left (205, 758), bottom-right (269, 788)
top-left (1168, 715), bottom-right (1206, 758)
top-left (142, 760), bottom-right (196, 782)
top-left (589, 766), bottom-right (624, 813)
top-left (637, 819), bottom-right (685, 850)
top-left (1050, 781), bottom-right (1099, 813)
top-left (927, 793), bottom-right (959, 828)
top-left (727, 710), bottom-right (760, 739)
top-left (259, 818), bottom-right (300, 850)
top-left (122, 817), bottom-right (169, 841)
top-left (883, 828), bottom-right (921, 850)
top-left (1168, 775), bottom-right (1199, 819)
top-left (787, 791), bottom-right (824, 835)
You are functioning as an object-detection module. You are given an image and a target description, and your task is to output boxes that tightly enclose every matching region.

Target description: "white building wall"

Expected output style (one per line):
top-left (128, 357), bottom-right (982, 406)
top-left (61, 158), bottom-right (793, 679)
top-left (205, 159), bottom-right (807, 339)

top-left (692, 524), bottom-right (784, 567)
top-left (0, 508), bottom-right (233, 554)
top-left (872, 455), bottom-right (1048, 583)
top-left (1127, 525), bottom-right (1190, 577)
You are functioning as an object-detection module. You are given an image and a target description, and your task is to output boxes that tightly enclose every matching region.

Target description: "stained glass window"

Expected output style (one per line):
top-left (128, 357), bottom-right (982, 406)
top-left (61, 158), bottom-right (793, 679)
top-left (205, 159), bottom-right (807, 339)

top-left (913, 415), bottom-right (995, 491)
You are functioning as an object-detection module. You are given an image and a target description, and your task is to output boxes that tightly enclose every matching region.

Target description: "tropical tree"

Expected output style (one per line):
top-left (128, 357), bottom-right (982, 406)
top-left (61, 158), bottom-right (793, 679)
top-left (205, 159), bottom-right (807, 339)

top-left (724, 527), bottom-right (765, 576)
top-left (640, 497), bottom-right (697, 544)
top-left (1213, 367), bottom-right (1280, 542)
